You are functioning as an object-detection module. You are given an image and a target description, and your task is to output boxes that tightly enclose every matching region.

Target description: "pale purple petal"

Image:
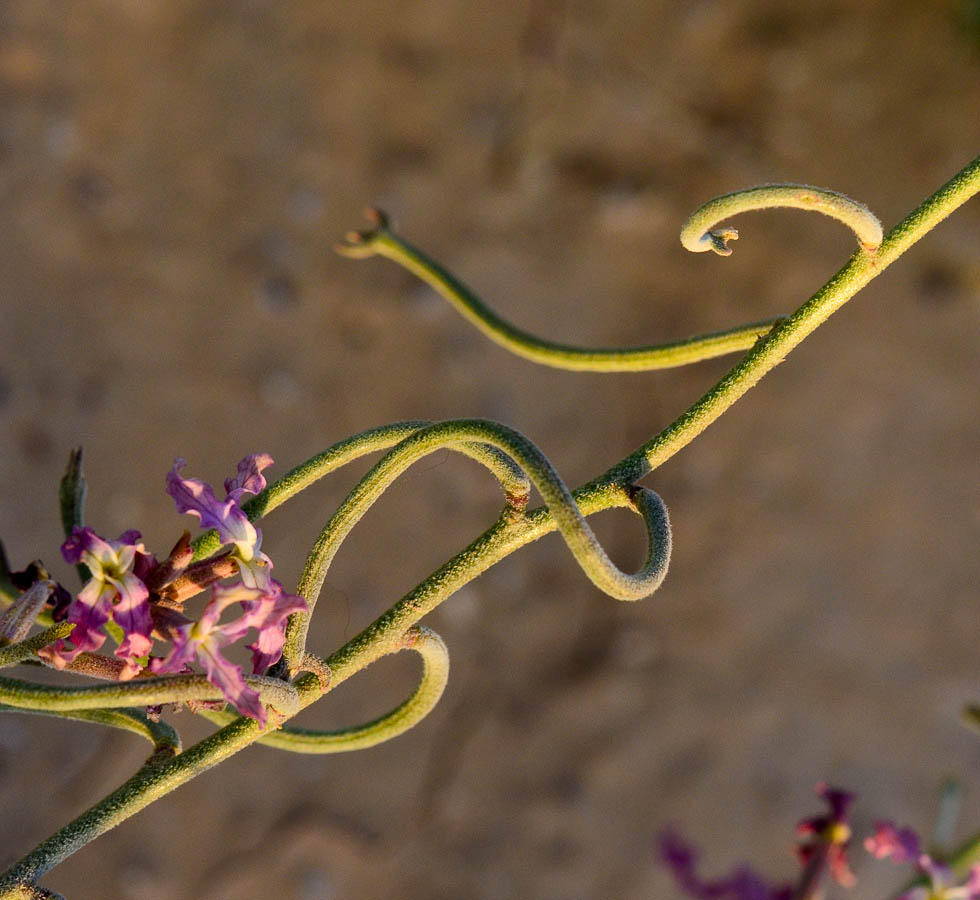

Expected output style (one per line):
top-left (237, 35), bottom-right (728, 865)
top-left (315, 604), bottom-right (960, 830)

top-left (224, 453), bottom-right (274, 503)
top-left (61, 526), bottom-right (113, 567)
top-left (109, 572), bottom-right (153, 667)
top-left (167, 459), bottom-right (259, 558)
top-left (41, 580), bottom-right (114, 667)
top-left (197, 639), bottom-right (266, 726)
top-left (148, 626), bottom-right (198, 675)
top-left (68, 581), bottom-right (114, 652)
top-left (919, 856), bottom-right (953, 894)
top-left (237, 553), bottom-right (275, 591)
top-left (202, 582), bottom-right (265, 642)
top-left (244, 584), bottom-right (306, 674)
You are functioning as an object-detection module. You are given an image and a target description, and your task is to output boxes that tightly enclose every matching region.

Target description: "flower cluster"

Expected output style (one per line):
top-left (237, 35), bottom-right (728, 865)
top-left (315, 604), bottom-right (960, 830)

top-left (37, 454), bottom-right (306, 725)
top-left (161, 455), bottom-right (305, 676)
top-left (659, 784), bottom-right (856, 900)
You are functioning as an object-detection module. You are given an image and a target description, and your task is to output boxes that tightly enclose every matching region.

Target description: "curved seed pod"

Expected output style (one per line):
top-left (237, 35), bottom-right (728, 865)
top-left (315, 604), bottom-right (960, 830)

top-left (680, 183), bottom-right (882, 256)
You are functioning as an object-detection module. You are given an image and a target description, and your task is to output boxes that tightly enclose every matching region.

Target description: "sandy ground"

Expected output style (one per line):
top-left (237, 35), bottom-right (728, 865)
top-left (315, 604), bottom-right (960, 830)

top-left (0, 2), bottom-right (979, 898)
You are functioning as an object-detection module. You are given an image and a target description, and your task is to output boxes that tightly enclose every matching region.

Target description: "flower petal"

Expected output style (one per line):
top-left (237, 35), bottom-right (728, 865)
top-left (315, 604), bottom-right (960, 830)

top-left (224, 453), bottom-right (274, 503)
top-left (167, 459), bottom-right (259, 559)
top-left (109, 572), bottom-right (153, 669)
top-left (197, 639), bottom-right (266, 726)
top-left (239, 580), bottom-right (306, 674)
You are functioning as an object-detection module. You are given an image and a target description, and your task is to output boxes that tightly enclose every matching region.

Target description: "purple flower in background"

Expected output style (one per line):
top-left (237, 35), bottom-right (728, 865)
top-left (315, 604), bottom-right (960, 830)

top-left (864, 821), bottom-right (921, 864)
top-left (658, 829), bottom-right (792, 900)
top-left (658, 784), bottom-right (857, 900)
top-left (166, 454), bottom-right (305, 674)
top-left (796, 783), bottom-right (857, 888)
top-left (40, 527), bottom-right (155, 678)
top-left (866, 821), bottom-right (980, 900)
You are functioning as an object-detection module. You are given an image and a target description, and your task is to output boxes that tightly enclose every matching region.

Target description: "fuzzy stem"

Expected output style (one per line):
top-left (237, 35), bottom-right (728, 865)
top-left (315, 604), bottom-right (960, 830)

top-left (0, 624), bottom-right (73, 668)
top-left (0, 671), bottom-right (298, 716)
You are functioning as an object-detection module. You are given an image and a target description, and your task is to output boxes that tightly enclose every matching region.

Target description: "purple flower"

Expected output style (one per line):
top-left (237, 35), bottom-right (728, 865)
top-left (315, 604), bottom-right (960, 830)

top-left (864, 821), bottom-right (921, 864)
top-left (166, 454), bottom-right (305, 675)
top-left (40, 527), bottom-right (155, 678)
top-left (865, 821), bottom-right (980, 900)
top-left (166, 457), bottom-right (268, 563)
top-left (224, 453), bottom-right (274, 503)
top-left (150, 581), bottom-right (301, 725)
top-left (658, 829), bottom-right (792, 900)
top-left (796, 783), bottom-right (857, 888)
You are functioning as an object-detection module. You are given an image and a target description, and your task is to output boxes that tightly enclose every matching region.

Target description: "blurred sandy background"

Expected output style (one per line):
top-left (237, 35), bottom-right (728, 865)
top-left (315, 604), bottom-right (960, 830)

top-left (0, 2), bottom-right (978, 898)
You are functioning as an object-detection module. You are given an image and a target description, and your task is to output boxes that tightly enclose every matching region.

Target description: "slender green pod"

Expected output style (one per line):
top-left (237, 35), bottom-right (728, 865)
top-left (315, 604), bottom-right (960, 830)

top-left (680, 183), bottom-right (883, 256)
top-left (336, 209), bottom-right (781, 371)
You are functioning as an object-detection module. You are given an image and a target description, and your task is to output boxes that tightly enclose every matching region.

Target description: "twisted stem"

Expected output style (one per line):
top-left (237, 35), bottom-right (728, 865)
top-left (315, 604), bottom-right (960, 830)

top-left (282, 419), bottom-right (671, 670)
top-left (1, 153), bottom-right (977, 898)
top-left (191, 421), bottom-right (530, 561)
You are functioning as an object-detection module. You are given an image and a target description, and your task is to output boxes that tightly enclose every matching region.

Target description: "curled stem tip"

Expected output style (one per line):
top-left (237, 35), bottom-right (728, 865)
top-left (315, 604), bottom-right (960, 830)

top-left (335, 207), bottom-right (392, 258)
top-left (680, 183), bottom-right (883, 256)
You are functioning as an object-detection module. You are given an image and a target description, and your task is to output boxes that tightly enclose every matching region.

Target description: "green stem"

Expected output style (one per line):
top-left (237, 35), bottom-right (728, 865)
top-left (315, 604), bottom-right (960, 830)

top-left (0, 671), bottom-right (298, 716)
top-left (0, 671), bottom-right (323, 896)
top-left (680, 183), bottom-right (882, 255)
top-left (336, 209), bottom-right (782, 372)
top-left (323, 153), bottom-right (980, 686)
top-left (0, 713), bottom-right (269, 894)
top-left (601, 152), bottom-right (980, 485)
